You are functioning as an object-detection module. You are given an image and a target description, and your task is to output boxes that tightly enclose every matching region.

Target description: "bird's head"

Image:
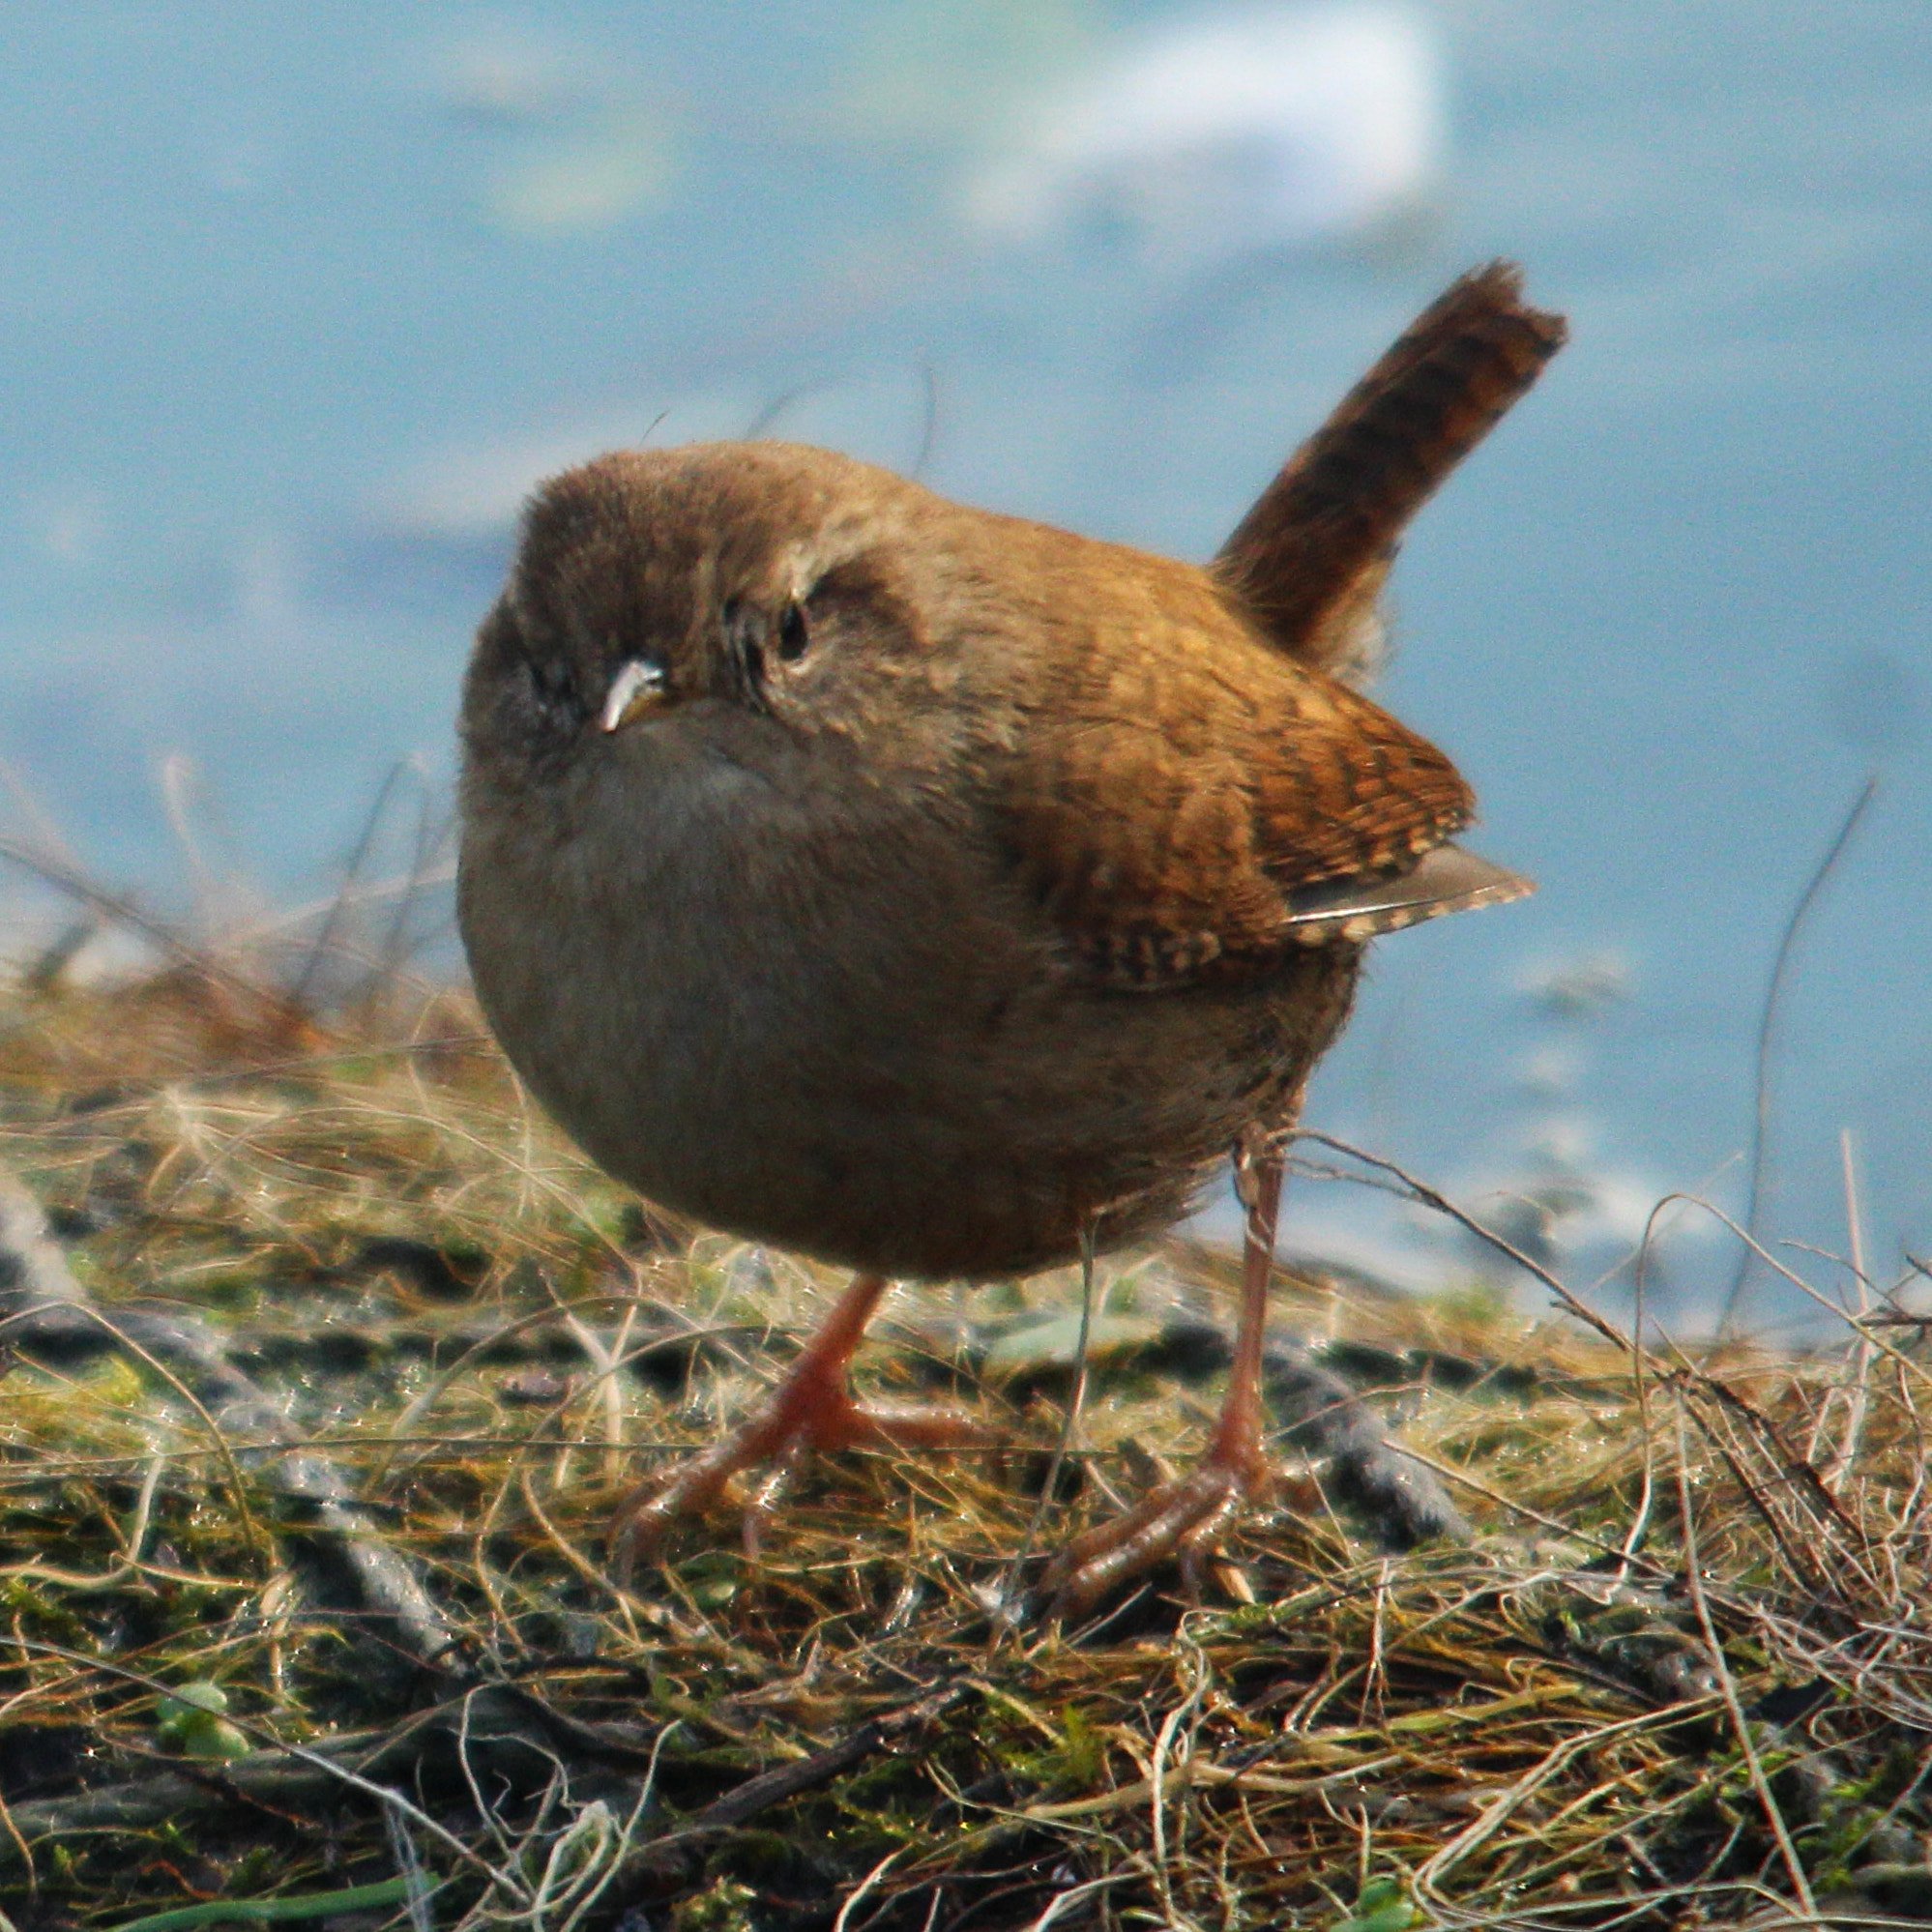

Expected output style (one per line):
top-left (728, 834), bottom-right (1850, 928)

top-left (459, 442), bottom-right (942, 780)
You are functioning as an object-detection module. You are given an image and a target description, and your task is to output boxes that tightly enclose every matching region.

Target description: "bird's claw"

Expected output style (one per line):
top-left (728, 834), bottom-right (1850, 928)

top-left (611, 1394), bottom-right (992, 1581)
top-left (1037, 1451), bottom-right (1273, 1624)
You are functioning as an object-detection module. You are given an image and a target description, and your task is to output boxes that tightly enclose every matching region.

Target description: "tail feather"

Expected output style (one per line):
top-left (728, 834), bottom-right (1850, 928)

top-left (1216, 261), bottom-right (1567, 677)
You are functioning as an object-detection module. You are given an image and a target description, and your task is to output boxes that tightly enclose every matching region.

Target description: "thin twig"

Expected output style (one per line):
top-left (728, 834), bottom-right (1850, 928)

top-left (1294, 1130), bottom-right (1635, 1355)
top-left (0, 834), bottom-right (288, 1014)
top-left (1672, 1404), bottom-right (1823, 1927)
top-left (1002, 1222), bottom-right (1101, 1618)
top-left (289, 759), bottom-right (408, 1010)
top-left (1720, 777), bottom-right (1879, 1333)
top-left (1826, 1128), bottom-right (1877, 1490)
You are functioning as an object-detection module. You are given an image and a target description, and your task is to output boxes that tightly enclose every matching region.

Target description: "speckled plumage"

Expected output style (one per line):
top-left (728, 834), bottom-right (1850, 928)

top-left (457, 264), bottom-right (1564, 1284)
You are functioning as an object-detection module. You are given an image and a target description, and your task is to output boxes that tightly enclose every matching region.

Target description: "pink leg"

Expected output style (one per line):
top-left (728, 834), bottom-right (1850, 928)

top-left (611, 1272), bottom-right (989, 1577)
top-left (1038, 1141), bottom-right (1286, 1622)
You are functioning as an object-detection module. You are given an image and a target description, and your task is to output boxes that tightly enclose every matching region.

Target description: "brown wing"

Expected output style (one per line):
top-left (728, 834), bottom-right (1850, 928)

top-left (998, 595), bottom-right (1487, 991)
top-left (1215, 261), bottom-right (1567, 678)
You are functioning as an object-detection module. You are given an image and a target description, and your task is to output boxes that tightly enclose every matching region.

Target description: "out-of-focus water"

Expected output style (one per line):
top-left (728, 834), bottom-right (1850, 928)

top-left (1, 2), bottom-right (1927, 1329)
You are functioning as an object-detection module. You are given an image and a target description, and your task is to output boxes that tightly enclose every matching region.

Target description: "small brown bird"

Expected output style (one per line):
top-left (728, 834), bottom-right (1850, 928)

top-left (458, 262), bottom-right (1566, 1615)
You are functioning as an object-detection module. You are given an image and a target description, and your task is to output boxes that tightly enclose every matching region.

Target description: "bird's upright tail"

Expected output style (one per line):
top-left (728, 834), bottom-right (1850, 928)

top-left (1215, 261), bottom-right (1567, 680)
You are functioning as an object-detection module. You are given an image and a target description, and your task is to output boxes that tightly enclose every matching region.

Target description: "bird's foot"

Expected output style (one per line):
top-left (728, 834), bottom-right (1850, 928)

top-left (1037, 1445), bottom-right (1273, 1624)
top-left (611, 1385), bottom-right (990, 1578)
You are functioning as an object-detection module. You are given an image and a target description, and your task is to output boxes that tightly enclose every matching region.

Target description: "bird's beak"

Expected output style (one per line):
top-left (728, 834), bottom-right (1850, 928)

top-left (599, 659), bottom-right (668, 733)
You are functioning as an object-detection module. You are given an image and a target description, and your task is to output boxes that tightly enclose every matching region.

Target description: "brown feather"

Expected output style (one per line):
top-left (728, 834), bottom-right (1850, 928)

top-left (1215, 259), bottom-right (1567, 677)
top-left (992, 264), bottom-right (1568, 990)
top-left (996, 564), bottom-right (1476, 990)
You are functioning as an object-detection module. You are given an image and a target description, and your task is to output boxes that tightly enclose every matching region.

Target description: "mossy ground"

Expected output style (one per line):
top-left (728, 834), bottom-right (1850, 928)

top-left (0, 964), bottom-right (1924, 1931)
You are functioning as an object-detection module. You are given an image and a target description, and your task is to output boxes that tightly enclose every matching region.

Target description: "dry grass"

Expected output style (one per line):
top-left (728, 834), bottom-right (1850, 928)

top-left (0, 959), bottom-right (1924, 1932)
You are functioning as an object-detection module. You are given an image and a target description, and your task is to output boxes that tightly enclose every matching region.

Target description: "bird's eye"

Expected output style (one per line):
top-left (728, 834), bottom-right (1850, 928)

top-left (776, 600), bottom-right (809, 664)
top-left (522, 652), bottom-right (582, 727)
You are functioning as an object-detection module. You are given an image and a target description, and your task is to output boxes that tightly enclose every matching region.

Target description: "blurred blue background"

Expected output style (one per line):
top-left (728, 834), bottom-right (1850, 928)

top-left (1, 2), bottom-right (1927, 1332)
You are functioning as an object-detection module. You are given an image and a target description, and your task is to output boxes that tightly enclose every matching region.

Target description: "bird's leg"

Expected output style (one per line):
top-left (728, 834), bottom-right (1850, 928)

top-left (1039, 1137), bottom-right (1287, 1622)
top-left (612, 1271), bottom-right (990, 1576)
